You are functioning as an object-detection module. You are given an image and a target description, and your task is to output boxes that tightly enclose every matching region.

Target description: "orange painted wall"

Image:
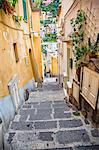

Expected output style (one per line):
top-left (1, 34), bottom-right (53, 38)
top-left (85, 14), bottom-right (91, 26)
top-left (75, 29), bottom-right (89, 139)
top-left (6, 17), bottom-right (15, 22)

top-left (51, 57), bottom-right (58, 76)
top-left (32, 11), bottom-right (43, 78)
top-left (0, 0), bottom-right (34, 98)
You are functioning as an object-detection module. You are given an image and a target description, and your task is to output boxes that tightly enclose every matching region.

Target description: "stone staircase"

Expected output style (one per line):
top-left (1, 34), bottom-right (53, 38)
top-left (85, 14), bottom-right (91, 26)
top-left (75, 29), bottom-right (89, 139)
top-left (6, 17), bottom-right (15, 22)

top-left (4, 80), bottom-right (99, 150)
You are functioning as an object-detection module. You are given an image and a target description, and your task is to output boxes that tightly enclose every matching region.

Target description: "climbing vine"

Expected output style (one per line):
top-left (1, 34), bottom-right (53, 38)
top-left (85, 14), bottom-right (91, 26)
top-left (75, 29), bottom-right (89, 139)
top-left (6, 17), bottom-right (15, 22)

top-left (70, 10), bottom-right (99, 64)
top-left (0, 0), bottom-right (23, 25)
top-left (0, 0), bottom-right (18, 14)
top-left (12, 14), bottom-right (22, 25)
top-left (70, 10), bottom-right (87, 62)
top-left (8, 0), bottom-right (18, 7)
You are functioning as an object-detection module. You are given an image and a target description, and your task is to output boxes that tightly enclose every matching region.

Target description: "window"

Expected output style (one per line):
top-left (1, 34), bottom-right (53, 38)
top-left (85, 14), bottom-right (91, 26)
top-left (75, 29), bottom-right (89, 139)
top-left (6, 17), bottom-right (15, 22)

top-left (13, 43), bottom-right (19, 63)
top-left (22, 0), bottom-right (28, 21)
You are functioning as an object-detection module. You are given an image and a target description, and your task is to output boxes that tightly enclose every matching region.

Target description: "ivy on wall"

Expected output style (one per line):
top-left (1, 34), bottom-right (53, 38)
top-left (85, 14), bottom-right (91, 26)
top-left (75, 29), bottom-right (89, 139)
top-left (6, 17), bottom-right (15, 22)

top-left (0, 0), bottom-right (18, 14)
top-left (70, 10), bottom-right (99, 64)
top-left (70, 10), bottom-right (87, 62)
top-left (0, 0), bottom-right (23, 25)
top-left (8, 0), bottom-right (18, 7)
top-left (12, 14), bottom-right (23, 25)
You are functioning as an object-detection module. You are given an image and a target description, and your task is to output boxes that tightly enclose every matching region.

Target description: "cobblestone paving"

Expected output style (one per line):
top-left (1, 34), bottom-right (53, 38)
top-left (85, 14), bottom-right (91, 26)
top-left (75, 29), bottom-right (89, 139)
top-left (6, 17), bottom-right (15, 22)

top-left (5, 78), bottom-right (99, 150)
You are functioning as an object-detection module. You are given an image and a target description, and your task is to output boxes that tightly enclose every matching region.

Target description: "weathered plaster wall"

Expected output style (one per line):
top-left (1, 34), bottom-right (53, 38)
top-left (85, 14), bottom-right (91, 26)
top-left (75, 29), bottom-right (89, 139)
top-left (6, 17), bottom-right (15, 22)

top-left (57, 0), bottom-right (74, 85)
top-left (64, 0), bottom-right (99, 83)
top-left (58, 0), bottom-right (99, 85)
top-left (0, 0), bottom-right (35, 130)
top-left (0, 0), bottom-right (33, 97)
top-left (32, 11), bottom-right (43, 78)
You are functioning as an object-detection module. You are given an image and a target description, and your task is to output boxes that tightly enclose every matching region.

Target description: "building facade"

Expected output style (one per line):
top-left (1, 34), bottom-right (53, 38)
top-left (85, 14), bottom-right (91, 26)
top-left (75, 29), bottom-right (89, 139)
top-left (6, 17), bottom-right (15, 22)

top-left (57, 0), bottom-right (99, 124)
top-left (57, 0), bottom-right (99, 87)
top-left (0, 0), bottom-right (43, 131)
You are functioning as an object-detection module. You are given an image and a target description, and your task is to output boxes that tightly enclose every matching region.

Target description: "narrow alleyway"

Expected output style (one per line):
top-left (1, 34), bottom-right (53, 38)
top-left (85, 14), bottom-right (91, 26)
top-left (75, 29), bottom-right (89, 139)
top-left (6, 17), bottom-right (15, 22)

top-left (6, 78), bottom-right (99, 150)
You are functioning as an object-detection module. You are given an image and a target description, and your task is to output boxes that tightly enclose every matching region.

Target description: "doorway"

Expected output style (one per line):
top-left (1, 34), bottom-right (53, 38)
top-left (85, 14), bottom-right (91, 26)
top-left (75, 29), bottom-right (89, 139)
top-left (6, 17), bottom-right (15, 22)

top-left (8, 75), bottom-right (20, 112)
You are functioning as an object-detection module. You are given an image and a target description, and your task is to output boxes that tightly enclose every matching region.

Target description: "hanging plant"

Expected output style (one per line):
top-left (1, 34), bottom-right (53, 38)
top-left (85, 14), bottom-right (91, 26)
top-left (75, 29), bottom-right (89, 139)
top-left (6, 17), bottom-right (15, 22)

top-left (70, 10), bottom-right (87, 64)
top-left (8, 0), bottom-right (18, 7)
top-left (0, 0), bottom-right (22, 26)
top-left (0, 0), bottom-right (14, 14)
top-left (0, 0), bottom-right (18, 14)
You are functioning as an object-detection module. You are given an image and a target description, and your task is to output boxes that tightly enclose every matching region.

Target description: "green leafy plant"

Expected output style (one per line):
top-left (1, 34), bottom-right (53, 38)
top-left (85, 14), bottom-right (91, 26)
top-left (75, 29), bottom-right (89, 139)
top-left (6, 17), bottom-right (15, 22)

top-left (0, 0), bottom-right (18, 14)
top-left (40, 0), bottom-right (59, 44)
top-left (8, 0), bottom-right (18, 7)
top-left (40, 0), bottom-right (60, 17)
top-left (40, 19), bottom-right (55, 25)
top-left (43, 33), bottom-right (57, 42)
top-left (41, 45), bottom-right (47, 54)
top-left (0, 0), bottom-right (23, 25)
top-left (32, 0), bottom-right (41, 10)
top-left (70, 10), bottom-right (87, 63)
top-left (13, 14), bottom-right (22, 25)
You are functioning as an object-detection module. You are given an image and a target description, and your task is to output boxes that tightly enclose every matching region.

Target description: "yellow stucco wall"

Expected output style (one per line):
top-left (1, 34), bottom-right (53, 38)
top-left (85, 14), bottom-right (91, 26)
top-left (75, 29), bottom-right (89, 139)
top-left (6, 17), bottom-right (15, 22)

top-left (0, 0), bottom-right (34, 98)
top-left (32, 11), bottom-right (43, 78)
top-left (51, 57), bottom-right (58, 76)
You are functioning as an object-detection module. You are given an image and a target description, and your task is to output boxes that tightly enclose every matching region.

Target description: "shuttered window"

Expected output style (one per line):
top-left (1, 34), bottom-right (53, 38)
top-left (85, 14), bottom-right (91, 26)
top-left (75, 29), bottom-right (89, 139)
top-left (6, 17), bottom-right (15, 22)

top-left (22, 0), bottom-right (28, 21)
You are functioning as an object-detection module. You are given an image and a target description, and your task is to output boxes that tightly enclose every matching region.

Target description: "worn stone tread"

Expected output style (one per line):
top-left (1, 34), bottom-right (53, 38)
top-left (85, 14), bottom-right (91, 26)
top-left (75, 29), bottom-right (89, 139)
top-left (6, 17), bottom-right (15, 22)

top-left (34, 121), bottom-right (57, 129)
top-left (75, 145), bottom-right (99, 150)
top-left (56, 129), bottom-right (90, 144)
top-left (59, 119), bottom-right (83, 128)
top-left (5, 78), bottom-right (99, 150)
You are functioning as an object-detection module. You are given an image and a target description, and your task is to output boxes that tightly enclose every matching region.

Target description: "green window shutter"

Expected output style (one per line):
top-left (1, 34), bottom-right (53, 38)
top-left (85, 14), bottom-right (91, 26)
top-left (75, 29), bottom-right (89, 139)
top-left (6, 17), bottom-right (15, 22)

top-left (22, 0), bottom-right (28, 21)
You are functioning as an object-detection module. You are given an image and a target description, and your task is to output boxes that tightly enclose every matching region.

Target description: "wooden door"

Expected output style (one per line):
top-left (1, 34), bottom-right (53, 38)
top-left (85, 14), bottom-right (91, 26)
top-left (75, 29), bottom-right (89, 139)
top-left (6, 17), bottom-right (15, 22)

top-left (88, 70), bottom-right (99, 109)
top-left (82, 67), bottom-right (90, 98)
top-left (8, 75), bottom-right (20, 112)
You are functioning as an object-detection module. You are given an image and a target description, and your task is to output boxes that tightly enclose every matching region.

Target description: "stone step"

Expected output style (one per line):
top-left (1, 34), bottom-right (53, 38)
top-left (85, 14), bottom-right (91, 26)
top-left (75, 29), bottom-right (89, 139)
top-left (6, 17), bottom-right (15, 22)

top-left (37, 148), bottom-right (72, 150)
top-left (36, 145), bottom-right (99, 150)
